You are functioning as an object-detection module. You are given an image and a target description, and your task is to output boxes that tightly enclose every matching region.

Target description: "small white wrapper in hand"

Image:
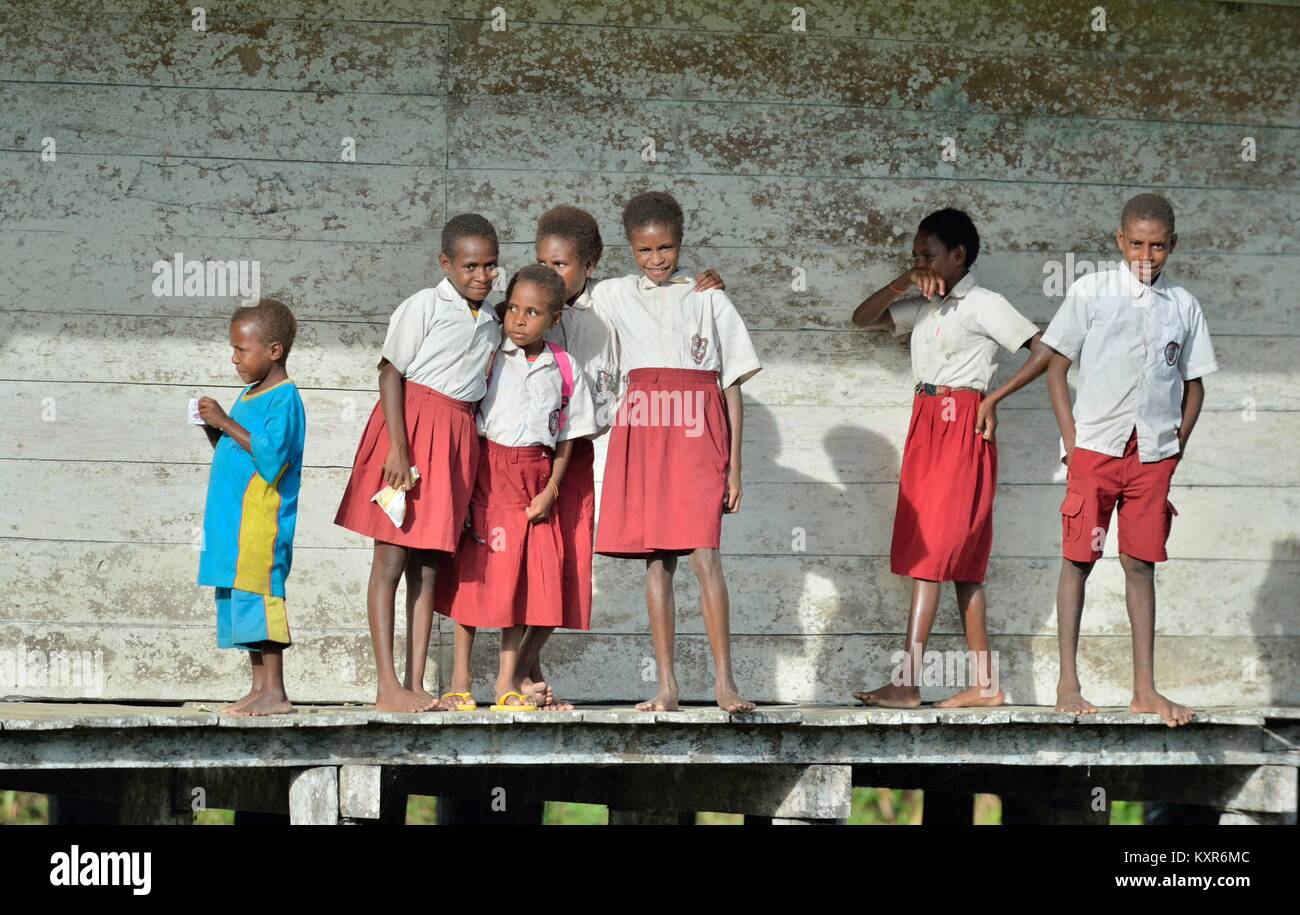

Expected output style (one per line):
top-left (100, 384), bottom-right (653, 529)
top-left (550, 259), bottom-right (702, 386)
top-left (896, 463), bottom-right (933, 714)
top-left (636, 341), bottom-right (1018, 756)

top-left (188, 398), bottom-right (206, 425)
top-left (372, 466), bottom-right (420, 528)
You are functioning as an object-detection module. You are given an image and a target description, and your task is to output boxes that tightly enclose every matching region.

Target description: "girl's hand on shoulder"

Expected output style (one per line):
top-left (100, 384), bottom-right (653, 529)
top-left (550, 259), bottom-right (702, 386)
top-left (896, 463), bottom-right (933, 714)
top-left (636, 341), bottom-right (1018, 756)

top-left (906, 268), bottom-right (947, 300)
top-left (197, 396), bottom-right (229, 431)
top-left (693, 269), bottom-right (725, 292)
top-left (975, 399), bottom-right (997, 442)
top-left (382, 447), bottom-right (413, 491)
top-left (724, 467), bottom-right (742, 513)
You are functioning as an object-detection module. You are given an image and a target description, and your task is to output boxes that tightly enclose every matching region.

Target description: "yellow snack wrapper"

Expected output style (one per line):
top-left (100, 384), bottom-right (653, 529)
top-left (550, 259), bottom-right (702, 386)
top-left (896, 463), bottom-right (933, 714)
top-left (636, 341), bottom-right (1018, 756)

top-left (372, 466), bottom-right (420, 528)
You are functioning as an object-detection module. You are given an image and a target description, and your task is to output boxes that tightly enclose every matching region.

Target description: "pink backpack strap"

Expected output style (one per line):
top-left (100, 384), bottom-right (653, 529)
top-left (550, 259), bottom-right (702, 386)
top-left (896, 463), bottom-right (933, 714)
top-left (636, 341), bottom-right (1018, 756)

top-left (546, 341), bottom-right (574, 430)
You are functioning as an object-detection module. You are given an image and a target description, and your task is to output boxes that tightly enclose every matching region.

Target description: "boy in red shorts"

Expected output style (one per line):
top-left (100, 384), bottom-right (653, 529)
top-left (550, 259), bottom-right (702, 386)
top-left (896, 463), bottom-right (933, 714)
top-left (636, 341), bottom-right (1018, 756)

top-left (1044, 193), bottom-right (1217, 727)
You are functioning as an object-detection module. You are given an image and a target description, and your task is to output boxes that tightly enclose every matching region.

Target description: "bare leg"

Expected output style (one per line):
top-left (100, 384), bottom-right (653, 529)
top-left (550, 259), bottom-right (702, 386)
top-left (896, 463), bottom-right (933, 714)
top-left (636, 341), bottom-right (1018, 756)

top-left (935, 581), bottom-right (1004, 708)
top-left (1055, 558), bottom-right (1098, 714)
top-left (518, 626), bottom-right (569, 709)
top-left (1120, 552), bottom-right (1195, 727)
top-left (403, 549), bottom-right (441, 707)
top-left (852, 578), bottom-right (941, 708)
top-left (690, 547), bottom-right (753, 713)
top-left (495, 625), bottom-right (529, 702)
top-left (368, 541), bottom-right (437, 712)
top-left (221, 652), bottom-right (265, 713)
top-left (229, 646), bottom-right (293, 716)
top-left (637, 552), bottom-right (679, 712)
top-left (449, 621), bottom-right (476, 696)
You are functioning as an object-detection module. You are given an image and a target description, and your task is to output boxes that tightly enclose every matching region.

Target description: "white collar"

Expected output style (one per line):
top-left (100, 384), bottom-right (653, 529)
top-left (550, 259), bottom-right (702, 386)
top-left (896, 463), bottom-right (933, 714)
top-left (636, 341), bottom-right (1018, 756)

top-left (637, 269), bottom-right (691, 292)
top-left (501, 335), bottom-right (555, 367)
top-left (436, 276), bottom-right (498, 323)
top-left (1120, 260), bottom-right (1172, 301)
top-left (568, 279), bottom-right (596, 310)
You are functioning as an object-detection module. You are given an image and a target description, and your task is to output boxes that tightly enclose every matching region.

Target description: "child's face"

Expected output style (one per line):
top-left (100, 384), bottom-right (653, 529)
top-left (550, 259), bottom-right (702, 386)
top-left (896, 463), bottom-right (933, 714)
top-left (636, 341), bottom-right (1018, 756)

top-left (1115, 218), bottom-right (1176, 284)
top-left (536, 235), bottom-right (595, 303)
top-left (229, 319), bottom-right (280, 384)
top-left (504, 280), bottom-right (560, 351)
top-left (911, 230), bottom-right (965, 285)
top-left (628, 223), bottom-right (680, 284)
top-left (439, 235), bottom-right (499, 304)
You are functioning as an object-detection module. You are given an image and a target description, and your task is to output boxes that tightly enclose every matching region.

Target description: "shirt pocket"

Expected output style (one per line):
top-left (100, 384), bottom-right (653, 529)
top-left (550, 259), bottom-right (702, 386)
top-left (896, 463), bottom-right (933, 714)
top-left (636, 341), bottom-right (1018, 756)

top-left (1154, 309), bottom-right (1188, 375)
top-left (1060, 491), bottom-right (1086, 544)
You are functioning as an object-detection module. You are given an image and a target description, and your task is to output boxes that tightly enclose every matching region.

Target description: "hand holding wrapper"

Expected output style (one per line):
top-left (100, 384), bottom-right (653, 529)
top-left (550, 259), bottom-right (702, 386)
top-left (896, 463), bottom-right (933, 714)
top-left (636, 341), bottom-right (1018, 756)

top-left (372, 466), bottom-right (420, 528)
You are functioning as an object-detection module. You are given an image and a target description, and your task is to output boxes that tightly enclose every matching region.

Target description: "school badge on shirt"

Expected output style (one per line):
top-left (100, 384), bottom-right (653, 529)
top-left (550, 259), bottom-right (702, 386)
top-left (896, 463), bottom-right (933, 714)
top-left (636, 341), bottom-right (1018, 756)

top-left (596, 369), bottom-right (614, 393)
top-left (548, 408), bottom-right (561, 437)
top-left (1164, 341), bottom-right (1180, 366)
top-left (690, 334), bottom-right (709, 364)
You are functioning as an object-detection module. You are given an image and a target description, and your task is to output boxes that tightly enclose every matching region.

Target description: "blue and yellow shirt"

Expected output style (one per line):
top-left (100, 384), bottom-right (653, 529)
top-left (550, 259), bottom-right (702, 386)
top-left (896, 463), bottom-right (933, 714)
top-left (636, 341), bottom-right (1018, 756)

top-left (197, 378), bottom-right (307, 598)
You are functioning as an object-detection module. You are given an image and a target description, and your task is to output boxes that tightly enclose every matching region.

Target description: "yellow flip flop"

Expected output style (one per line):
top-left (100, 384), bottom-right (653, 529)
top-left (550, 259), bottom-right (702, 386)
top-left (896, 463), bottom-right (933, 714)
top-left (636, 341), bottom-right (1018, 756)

top-left (441, 691), bottom-right (477, 711)
top-left (490, 690), bottom-right (538, 713)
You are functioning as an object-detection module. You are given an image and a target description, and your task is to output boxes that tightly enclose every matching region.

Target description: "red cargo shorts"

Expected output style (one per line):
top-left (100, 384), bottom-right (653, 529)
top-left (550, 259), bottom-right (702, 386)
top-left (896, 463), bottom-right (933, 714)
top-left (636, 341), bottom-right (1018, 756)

top-left (1060, 429), bottom-right (1180, 564)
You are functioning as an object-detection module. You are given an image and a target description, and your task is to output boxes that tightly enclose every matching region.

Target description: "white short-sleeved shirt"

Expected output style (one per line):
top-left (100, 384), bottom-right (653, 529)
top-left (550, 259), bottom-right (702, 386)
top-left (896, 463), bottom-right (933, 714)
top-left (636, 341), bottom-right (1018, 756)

top-left (1042, 262), bottom-right (1218, 462)
top-left (591, 270), bottom-right (761, 390)
top-left (545, 280), bottom-right (621, 437)
top-left (888, 273), bottom-right (1039, 391)
top-left (381, 277), bottom-right (501, 402)
top-left (477, 338), bottom-right (598, 449)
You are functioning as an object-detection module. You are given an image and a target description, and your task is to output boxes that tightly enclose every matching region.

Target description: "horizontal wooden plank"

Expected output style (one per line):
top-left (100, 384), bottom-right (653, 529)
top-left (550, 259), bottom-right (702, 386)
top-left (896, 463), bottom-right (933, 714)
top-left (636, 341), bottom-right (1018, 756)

top-left (0, 5), bottom-right (446, 93)
top-left (449, 631), bottom-right (1300, 707)
top-left (4, 383), bottom-right (1295, 488)
top-left (0, 154), bottom-right (441, 245)
top-left (1, 83), bottom-right (445, 165)
top-left (6, 540), bottom-right (1296, 639)
top-left (1, 315), bottom-right (1291, 410)
top-left (2, 622), bottom-right (1292, 705)
top-left (448, 21), bottom-right (1299, 126)
top-left (0, 622), bottom-right (395, 704)
top-left (448, 170), bottom-right (1300, 255)
top-left (72, 0), bottom-right (1300, 64)
top-left (1, 460), bottom-right (1294, 560)
top-left (445, 0), bottom-right (1300, 63)
top-left (4, 235), bottom-right (1296, 337)
top-left (448, 95), bottom-right (1299, 191)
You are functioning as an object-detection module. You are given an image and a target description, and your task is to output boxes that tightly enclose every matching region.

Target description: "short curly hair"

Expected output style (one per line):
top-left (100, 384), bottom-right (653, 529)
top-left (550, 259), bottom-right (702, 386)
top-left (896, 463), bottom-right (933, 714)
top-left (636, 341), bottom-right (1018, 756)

top-left (441, 213), bottom-right (499, 259)
top-left (1121, 193), bottom-right (1176, 236)
top-left (621, 191), bottom-right (683, 242)
top-left (505, 263), bottom-right (566, 315)
top-left (231, 297), bottom-right (297, 356)
top-left (537, 205), bottom-right (603, 267)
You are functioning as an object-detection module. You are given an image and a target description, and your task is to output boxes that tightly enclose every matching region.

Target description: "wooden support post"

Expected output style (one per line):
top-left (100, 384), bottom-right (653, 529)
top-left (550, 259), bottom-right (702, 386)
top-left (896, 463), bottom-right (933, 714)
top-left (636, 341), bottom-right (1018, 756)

top-left (117, 770), bottom-right (189, 825)
top-left (339, 765), bottom-right (383, 824)
top-left (288, 767), bottom-right (339, 825)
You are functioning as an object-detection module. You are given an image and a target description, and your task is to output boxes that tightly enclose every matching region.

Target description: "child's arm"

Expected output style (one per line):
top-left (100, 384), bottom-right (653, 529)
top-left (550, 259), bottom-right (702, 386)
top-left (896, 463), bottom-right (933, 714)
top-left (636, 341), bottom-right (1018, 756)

top-left (723, 384), bottom-right (744, 512)
top-left (377, 358), bottom-right (414, 491)
top-left (1178, 378), bottom-right (1205, 457)
top-left (1046, 351), bottom-right (1077, 465)
top-left (527, 439), bottom-right (573, 523)
top-left (975, 333), bottom-right (1053, 441)
top-left (851, 268), bottom-right (946, 330)
top-left (202, 423), bottom-right (222, 449)
top-left (197, 397), bottom-right (252, 453)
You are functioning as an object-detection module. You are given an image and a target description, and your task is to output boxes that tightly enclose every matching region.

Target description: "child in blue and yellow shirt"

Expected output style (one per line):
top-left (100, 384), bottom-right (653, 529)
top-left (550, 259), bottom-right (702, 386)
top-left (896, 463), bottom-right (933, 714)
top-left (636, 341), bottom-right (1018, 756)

top-left (196, 298), bottom-right (306, 717)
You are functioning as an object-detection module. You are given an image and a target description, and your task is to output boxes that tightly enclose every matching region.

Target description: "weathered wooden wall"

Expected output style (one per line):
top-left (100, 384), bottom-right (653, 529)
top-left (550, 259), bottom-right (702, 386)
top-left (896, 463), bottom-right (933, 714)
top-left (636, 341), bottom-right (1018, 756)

top-left (1, 0), bottom-right (1296, 706)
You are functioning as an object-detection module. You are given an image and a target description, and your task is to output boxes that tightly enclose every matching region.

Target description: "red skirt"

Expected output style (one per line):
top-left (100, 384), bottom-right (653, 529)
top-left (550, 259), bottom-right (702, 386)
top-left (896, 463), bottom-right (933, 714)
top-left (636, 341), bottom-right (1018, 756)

top-left (890, 390), bottom-right (997, 583)
top-left (595, 368), bottom-right (730, 557)
top-left (333, 381), bottom-right (479, 553)
top-left (556, 437), bottom-right (595, 630)
top-left (435, 441), bottom-right (565, 628)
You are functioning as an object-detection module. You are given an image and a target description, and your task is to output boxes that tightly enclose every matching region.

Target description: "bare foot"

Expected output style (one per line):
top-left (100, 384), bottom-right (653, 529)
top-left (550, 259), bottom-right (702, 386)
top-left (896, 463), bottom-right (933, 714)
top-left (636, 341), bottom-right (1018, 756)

top-left (220, 688), bottom-right (260, 715)
top-left (376, 683), bottom-right (439, 713)
top-left (1131, 691), bottom-right (1196, 727)
top-left (519, 678), bottom-right (553, 707)
top-left (935, 686), bottom-right (1004, 709)
top-left (229, 693), bottom-right (293, 717)
top-left (852, 683), bottom-right (921, 708)
top-left (716, 685), bottom-right (755, 714)
top-left (636, 687), bottom-right (679, 712)
top-left (1055, 687), bottom-right (1098, 715)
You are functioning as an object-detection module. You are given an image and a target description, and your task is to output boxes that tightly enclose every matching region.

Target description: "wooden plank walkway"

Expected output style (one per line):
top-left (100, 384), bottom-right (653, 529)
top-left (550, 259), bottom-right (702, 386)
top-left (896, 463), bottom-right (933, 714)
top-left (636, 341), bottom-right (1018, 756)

top-left (2, 702), bottom-right (1295, 824)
